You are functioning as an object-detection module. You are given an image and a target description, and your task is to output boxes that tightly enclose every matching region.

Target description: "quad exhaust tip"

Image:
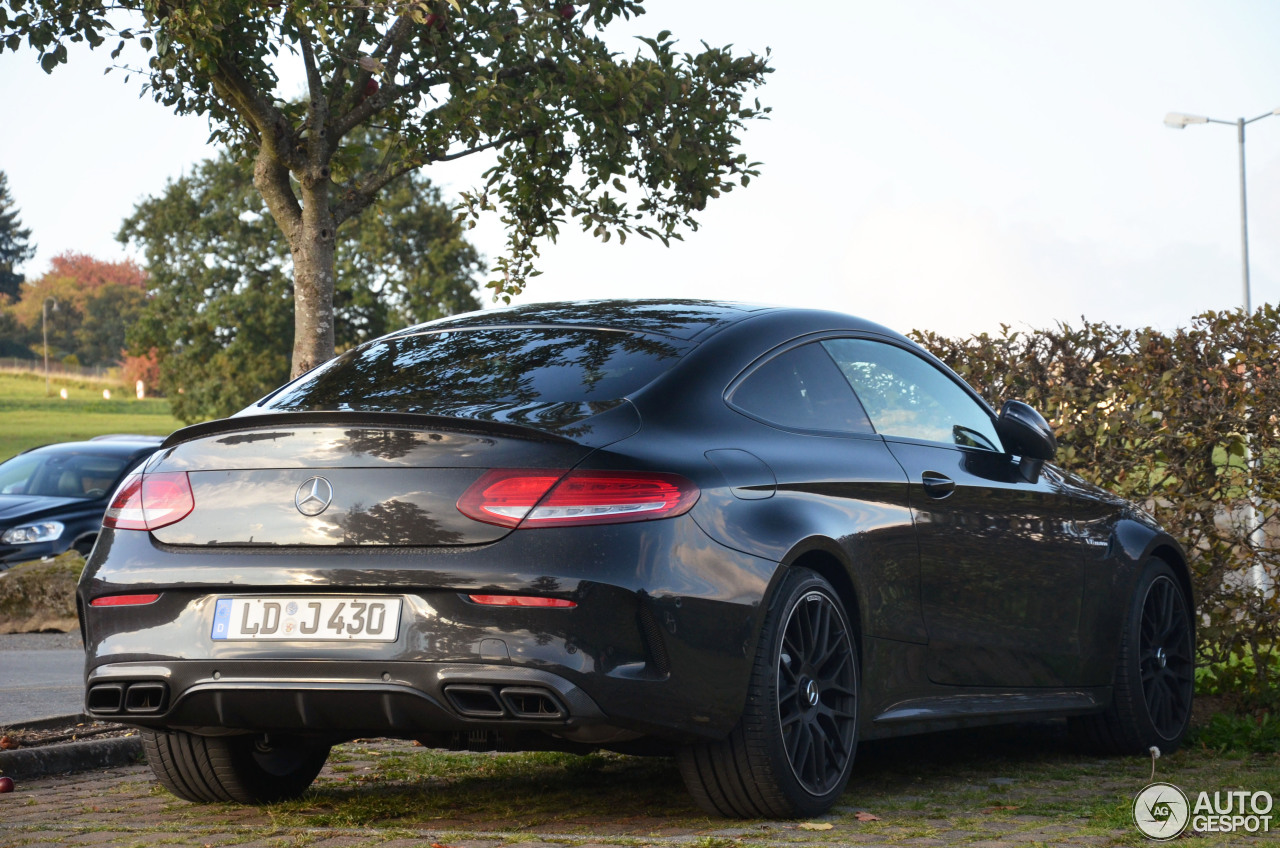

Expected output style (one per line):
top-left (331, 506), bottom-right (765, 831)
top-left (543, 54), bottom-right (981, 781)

top-left (443, 683), bottom-right (566, 720)
top-left (88, 681), bottom-right (169, 715)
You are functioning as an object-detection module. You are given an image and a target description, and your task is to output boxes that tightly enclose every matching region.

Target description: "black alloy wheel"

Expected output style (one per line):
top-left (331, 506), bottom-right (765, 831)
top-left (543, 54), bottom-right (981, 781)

top-left (1138, 574), bottom-right (1194, 740)
top-left (679, 568), bottom-right (859, 818)
top-left (777, 589), bottom-right (859, 796)
top-left (1069, 559), bottom-right (1194, 754)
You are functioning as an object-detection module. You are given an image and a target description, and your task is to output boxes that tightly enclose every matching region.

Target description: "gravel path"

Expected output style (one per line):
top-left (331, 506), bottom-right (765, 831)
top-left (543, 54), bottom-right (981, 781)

top-left (0, 632), bottom-right (85, 724)
top-left (0, 726), bottom-right (1274, 847)
top-left (0, 631), bottom-right (83, 651)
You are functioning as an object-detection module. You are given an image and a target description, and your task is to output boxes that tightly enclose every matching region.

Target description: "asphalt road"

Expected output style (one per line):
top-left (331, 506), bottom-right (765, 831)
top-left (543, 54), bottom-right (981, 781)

top-left (0, 632), bottom-right (85, 724)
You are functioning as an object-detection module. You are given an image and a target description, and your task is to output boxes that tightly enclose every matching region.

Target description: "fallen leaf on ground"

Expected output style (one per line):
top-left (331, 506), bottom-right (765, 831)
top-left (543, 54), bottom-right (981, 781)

top-left (981, 805), bottom-right (1020, 813)
top-left (854, 811), bottom-right (881, 822)
top-left (798, 821), bottom-right (833, 831)
top-left (0, 736), bottom-right (17, 749)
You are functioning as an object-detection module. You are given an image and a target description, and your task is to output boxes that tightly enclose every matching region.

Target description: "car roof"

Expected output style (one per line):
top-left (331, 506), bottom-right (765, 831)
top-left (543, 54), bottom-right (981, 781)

top-left (19, 440), bottom-right (160, 459)
top-left (387, 299), bottom-right (781, 342)
top-left (89, 434), bottom-right (165, 443)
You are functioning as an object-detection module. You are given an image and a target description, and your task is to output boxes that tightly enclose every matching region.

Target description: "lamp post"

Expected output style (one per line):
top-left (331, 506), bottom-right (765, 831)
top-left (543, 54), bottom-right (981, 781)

top-left (1164, 107), bottom-right (1280, 313)
top-left (41, 296), bottom-right (57, 397)
top-left (1165, 106), bottom-right (1280, 591)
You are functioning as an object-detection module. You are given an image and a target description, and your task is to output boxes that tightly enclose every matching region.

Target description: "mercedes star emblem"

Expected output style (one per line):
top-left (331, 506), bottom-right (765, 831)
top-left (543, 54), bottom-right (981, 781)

top-left (295, 476), bottom-right (334, 516)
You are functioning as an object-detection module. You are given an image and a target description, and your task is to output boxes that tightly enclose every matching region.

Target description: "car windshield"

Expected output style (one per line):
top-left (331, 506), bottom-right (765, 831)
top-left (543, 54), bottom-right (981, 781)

top-left (256, 327), bottom-right (688, 415)
top-left (0, 452), bottom-right (132, 499)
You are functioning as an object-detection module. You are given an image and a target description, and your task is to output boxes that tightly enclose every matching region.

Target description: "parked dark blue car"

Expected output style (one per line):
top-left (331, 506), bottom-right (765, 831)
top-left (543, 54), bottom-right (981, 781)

top-left (0, 437), bottom-right (161, 567)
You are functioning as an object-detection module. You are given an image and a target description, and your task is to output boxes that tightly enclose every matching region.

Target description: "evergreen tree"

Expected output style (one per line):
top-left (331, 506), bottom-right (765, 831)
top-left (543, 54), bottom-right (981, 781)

top-left (0, 170), bottom-right (35, 302)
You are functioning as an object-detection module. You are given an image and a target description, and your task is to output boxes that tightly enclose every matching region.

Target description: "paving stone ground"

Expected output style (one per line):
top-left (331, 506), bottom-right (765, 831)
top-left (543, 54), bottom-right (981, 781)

top-left (0, 730), bottom-right (1273, 847)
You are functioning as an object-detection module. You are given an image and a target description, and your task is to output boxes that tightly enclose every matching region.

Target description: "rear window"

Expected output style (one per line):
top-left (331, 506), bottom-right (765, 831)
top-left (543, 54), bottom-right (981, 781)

top-left (257, 328), bottom-right (687, 414)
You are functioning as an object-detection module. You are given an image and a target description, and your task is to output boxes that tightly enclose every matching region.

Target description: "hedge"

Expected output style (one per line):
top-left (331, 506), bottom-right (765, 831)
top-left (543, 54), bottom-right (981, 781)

top-left (913, 305), bottom-right (1280, 705)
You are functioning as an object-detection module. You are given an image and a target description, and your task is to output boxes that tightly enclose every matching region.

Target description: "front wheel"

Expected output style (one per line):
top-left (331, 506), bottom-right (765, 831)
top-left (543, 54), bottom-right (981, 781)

top-left (1070, 559), bottom-right (1194, 754)
top-left (142, 729), bottom-right (330, 804)
top-left (679, 568), bottom-right (859, 818)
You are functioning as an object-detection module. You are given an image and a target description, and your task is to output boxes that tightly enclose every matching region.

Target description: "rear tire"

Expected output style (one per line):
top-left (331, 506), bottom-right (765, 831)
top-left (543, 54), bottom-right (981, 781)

top-left (142, 729), bottom-right (329, 804)
top-left (679, 568), bottom-right (858, 818)
top-left (1070, 559), bottom-right (1194, 754)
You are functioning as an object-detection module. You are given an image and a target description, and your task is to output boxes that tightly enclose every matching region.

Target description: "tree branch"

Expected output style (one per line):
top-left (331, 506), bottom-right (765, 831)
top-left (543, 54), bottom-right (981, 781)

top-left (297, 23), bottom-right (330, 165)
top-left (333, 157), bottom-right (419, 226)
top-left (210, 55), bottom-right (298, 170)
top-left (253, 148), bottom-right (303, 242)
top-left (332, 13), bottom-right (417, 144)
top-left (333, 128), bottom-right (532, 224)
top-left (433, 131), bottom-right (527, 163)
top-left (371, 14), bottom-right (413, 59)
top-left (326, 5), bottom-right (371, 104)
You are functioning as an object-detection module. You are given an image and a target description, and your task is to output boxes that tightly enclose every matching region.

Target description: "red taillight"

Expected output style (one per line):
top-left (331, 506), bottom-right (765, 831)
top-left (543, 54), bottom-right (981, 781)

top-left (456, 469), bottom-right (566, 527)
top-left (103, 472), bottom-right (194, 531)
top-left (468, 594), bottom-right (577, 608)
top-left (90, 594), bottom-right (161, 607)
top-left (457, 469), bottom-right (699, 528)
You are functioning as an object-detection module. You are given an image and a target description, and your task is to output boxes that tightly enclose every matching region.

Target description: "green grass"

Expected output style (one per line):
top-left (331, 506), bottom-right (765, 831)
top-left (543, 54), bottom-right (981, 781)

top-left (0, 372), bottom-right (185, 460)
top-left (1191, 711), bottom-right (1280, 754)
top-left (1196, 643), bottom-right (1280, 713)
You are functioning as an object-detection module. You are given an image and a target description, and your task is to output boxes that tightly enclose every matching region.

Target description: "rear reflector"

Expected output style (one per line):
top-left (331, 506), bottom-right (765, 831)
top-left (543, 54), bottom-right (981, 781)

top-left (103, 472), bottom-right (195, 531)
top-left (90, 594), bottom-right (161, 607)
top-left (457, 469), bottom-right (699, 528)
top-left (468, 594), bottom-right (577, 608)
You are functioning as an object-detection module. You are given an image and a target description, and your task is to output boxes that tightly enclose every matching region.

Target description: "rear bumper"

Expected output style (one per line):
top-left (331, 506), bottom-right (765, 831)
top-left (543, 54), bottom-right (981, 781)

top-left (78, 516), bottom-right (779, 741)
top-left (87, 660), bottom-right (606, 736)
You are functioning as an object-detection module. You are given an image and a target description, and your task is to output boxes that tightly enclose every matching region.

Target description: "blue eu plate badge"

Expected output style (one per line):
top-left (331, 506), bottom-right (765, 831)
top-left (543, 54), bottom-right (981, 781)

top-left (211, 598), bottom-right (232, 640)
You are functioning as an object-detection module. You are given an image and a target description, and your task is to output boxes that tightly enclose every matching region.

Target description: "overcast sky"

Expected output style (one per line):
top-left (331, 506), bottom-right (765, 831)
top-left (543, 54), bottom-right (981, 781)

top-left (2, 0), bottom-right (1279, 338)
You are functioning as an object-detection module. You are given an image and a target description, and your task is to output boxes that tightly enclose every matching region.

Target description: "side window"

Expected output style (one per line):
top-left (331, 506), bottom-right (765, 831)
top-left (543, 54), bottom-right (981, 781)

top-left (822, 338), bottom-right (1001, 450)
top-left (729, 343), bottom-right (874, 435)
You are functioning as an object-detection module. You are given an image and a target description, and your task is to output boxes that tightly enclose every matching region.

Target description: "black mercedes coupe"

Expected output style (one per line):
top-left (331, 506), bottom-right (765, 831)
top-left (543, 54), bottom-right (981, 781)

top-left (77, 300), bottom-right (1194, 818)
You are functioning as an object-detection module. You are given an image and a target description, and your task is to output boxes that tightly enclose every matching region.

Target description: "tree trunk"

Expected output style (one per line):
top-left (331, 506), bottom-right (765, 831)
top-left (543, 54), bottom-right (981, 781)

top-left (289, 176), bottom-right (337, 378)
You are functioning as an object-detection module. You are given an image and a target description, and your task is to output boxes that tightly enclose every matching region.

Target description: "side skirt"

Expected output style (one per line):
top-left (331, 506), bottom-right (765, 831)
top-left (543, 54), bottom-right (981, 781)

top-left (861, 688), bottom-right (1111, 741)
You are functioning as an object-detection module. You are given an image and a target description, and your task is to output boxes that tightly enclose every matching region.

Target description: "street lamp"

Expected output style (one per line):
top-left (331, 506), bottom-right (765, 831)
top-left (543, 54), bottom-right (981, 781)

top-left (42, 296), bottom-right (57, 397)
top-left (1164, 106), bottom-right (1280, 313)
top-left (1166, 105), bottom-right (1280, 592)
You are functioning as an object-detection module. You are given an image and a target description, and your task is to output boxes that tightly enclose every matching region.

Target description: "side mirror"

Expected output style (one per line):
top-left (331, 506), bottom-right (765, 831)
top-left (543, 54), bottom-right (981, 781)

top-left (996, 400), bottom-right (1056, 482)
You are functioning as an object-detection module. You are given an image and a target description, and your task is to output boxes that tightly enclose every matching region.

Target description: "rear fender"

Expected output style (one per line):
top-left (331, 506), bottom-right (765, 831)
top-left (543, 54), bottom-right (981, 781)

top-left (1079, 517), bottom-right (1192, 684)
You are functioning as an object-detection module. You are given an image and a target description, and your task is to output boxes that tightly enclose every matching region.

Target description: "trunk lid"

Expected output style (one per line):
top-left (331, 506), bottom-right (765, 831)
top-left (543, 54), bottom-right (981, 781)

top-left (144, 410), bottom-right (635, 547)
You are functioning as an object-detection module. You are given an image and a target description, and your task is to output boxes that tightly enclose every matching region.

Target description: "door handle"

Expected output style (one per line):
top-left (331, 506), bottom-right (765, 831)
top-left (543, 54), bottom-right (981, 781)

top-left (920, 471), bottom-right (955, 499)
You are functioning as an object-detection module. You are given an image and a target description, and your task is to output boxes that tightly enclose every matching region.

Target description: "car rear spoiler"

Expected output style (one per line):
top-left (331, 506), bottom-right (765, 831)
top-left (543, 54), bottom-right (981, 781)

top-left (160, 410), bottom-right (579, 450)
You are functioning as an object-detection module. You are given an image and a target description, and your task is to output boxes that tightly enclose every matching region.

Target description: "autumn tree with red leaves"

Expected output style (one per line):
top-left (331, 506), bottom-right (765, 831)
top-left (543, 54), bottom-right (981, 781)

top-left (4, 252), bottom-right (149, 366)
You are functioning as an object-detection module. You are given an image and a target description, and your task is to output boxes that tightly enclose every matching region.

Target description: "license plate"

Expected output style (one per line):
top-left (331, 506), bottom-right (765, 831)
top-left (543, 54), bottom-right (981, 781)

top-left (211, 596), bottom-right (402, 641)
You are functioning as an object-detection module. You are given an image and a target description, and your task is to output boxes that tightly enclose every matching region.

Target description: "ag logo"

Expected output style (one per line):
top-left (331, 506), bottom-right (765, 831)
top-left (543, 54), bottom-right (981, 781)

top-left (1133, 782), bottom-right (1190, 840)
